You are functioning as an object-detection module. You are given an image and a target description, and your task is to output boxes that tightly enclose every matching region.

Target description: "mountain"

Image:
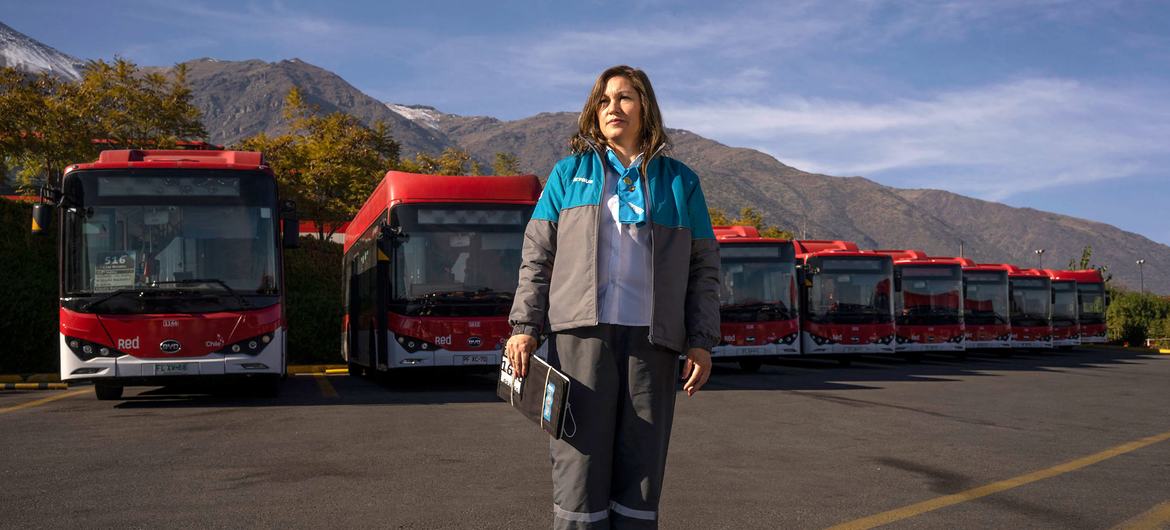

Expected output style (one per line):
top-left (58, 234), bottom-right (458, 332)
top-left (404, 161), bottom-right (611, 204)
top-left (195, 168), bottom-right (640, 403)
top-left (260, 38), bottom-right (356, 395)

top-left (0, 22), bottom-right (1161, 293)
top-left (399, 108), bottom-right (1169, 294)
top-left (0, 21), bottom-right (83, 81)
top-left (171, 58), bottom-right (452, 157)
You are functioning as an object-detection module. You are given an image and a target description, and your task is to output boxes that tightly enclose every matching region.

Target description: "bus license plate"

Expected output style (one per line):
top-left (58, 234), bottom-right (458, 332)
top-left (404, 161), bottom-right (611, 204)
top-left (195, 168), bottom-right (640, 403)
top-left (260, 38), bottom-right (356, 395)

top-left (155, 363), bottom-right (193, 375)
top-left (459, 354), bottom-right (493, 365)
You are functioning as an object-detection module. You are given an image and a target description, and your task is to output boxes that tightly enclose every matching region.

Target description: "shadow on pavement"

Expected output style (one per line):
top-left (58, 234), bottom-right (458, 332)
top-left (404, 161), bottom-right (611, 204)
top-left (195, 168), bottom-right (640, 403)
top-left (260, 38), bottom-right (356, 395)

top-left (105, 347), bottom-right (1161, 408)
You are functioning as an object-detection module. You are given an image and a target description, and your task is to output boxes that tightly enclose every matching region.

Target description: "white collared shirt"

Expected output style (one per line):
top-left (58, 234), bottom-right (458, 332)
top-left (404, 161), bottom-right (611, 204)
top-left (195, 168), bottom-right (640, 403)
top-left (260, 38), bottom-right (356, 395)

top-left (597, 149), bottom-right (652, 326)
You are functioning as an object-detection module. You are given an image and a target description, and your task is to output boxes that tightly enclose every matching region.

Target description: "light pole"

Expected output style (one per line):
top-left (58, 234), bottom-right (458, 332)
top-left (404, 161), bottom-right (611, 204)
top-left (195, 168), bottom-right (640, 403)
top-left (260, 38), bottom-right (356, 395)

top-left (1137, 259), bottom-right (1146, 293)
top-left (1034, 248), bottom-right (1045, 269)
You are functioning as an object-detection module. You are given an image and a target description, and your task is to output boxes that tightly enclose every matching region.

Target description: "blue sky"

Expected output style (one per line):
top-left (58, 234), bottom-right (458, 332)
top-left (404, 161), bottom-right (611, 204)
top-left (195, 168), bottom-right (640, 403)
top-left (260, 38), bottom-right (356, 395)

top-left (4, 0), bottom-right (1169, 245)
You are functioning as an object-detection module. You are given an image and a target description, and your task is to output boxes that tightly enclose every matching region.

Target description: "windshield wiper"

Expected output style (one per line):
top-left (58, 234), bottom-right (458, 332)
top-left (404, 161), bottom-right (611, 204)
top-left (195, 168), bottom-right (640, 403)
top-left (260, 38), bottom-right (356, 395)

top-left (152, 279), bottom-right (251, 307)
top-left (84, 288), bottom-right (148, 311)
top-left (419, 288), bottom-right (514, 305)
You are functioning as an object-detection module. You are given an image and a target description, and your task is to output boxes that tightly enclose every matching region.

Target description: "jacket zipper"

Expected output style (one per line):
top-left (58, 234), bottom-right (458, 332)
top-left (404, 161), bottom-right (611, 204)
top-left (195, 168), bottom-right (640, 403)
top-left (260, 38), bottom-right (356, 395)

top-left (642, 142), bottom-right (667, 346)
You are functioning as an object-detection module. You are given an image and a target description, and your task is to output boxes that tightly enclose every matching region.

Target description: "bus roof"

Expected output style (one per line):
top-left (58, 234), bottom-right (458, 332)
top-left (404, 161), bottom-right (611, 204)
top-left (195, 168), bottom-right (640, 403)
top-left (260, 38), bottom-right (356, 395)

top-left (793, 239), bottom-right (859, 255)
top-left (873, 249), bottom-right (930, 260)
top-left (1043, 269), bottom-right (1105, 284)
top-left (344, 171), bottom-right (542, 253)
top-left (65, 150), bottom-right (269, 173)
top-left (713, 225), bottom-right (790, 244)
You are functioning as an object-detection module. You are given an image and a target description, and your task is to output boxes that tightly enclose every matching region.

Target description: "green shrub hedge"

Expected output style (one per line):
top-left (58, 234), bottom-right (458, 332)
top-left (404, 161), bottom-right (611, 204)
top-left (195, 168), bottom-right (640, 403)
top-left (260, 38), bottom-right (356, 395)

top-left (0, 199), bottom-right (59, 374)
top-left (282, 237), bottom-right (343, 364)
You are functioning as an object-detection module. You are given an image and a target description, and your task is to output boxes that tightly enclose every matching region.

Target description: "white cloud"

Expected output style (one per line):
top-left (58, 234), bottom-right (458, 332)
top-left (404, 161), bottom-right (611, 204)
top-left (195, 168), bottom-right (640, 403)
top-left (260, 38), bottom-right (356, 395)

top-left (666, 78), bottom-right (1170, 201)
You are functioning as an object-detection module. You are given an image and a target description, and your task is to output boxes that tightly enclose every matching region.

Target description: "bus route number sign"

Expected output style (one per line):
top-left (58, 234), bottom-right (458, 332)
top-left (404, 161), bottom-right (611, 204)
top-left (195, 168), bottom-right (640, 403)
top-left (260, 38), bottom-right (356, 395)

top-left (94, 251), bottom-right (137, 290)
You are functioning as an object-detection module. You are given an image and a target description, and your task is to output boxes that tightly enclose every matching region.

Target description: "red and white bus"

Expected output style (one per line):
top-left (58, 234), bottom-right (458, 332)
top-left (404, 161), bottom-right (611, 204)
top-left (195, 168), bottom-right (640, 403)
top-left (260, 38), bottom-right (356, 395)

top-left (341, 171), bottom-right (542, 375)
top-left (1058, 269), bottom-right (1108, 343)
top-left (1007, 266), bottom-right (1053, 349)
top-left (1041, 269), bottom-right (1082, 348)
top-left (956, 259), bottom-right (1013, 350)
top-left (794, 240), bottom-right (895, 356)
top-left (875, 250), bottom-right (965, 354)
top-left (712, 226), bottom-right (799, 371)
top-left (33, 149), bottom-right (298, 400)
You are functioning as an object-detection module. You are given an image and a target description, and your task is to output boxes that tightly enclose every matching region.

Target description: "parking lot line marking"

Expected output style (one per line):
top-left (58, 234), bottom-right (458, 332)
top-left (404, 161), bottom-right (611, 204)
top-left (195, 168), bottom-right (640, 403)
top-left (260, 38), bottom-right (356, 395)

top-left (1111, 499), bottom-right (1170, 530)
top-left (314, 374), bottom-right (339, 398)
top-left (827, 428), bottom-right (1170, 530)
top-left (0, 388), bottom-right (88, 415)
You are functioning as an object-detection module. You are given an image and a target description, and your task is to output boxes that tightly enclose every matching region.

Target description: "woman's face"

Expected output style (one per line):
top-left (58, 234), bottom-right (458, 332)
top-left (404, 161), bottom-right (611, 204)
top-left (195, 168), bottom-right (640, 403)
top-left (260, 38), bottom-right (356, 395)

top-left (597, 75), bottom-right (642, 149)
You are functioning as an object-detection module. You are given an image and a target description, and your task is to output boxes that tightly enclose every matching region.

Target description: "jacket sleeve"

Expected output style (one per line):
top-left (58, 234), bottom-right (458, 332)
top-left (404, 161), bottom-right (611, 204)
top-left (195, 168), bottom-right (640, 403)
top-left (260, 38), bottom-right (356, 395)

top-left (683, 172), bottom-right (721, 352)
top-left (508, 164), bottom-right (565, 337)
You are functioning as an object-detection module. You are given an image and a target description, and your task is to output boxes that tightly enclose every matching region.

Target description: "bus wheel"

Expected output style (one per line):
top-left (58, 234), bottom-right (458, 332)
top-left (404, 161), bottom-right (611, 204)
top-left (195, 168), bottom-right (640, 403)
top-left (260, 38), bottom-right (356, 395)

top-left (94, 384), bottom-right (123, 401)
top-left (739, 359), bottom-right (763, 373)
top-left (347, 362), bottom-right (364, 377)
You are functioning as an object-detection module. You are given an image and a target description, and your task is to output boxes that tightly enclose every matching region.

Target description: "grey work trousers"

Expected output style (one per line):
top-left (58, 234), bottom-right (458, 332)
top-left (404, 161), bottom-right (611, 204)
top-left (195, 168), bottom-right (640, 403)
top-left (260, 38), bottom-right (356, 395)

top-left (549, 324), bottom-right (680, 530)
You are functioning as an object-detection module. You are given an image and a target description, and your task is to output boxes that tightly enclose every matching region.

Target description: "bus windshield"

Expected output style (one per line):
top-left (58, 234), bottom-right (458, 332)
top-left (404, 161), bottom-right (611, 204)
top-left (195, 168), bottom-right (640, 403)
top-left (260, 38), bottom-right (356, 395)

top-left (1078, 283), bottom-right (1106, 323)
top-left (62, 170), bottom-right (279, 313)
top-left (806, 256), bottom-right (892, 324)
top-left (964, 271), bottom-right (1009, 325)
top-left (718, 244), bottom-right (796, 322)
top-left (897, 265), bottom-right (962, 325)
top-left (1052, 281), bottom-right (1078, 323)
top-left (390, 204), bottom-right (532, 317)
top-left (1010, 277), bottom-right (1051, 326)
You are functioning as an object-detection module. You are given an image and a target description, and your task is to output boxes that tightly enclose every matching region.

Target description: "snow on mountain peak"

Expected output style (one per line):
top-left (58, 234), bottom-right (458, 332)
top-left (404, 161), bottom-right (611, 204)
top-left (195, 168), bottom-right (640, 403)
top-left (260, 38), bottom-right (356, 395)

top-left (385, 103), bottom-right (443, 130)
top-left (0, 21), bottom-right (84, 81)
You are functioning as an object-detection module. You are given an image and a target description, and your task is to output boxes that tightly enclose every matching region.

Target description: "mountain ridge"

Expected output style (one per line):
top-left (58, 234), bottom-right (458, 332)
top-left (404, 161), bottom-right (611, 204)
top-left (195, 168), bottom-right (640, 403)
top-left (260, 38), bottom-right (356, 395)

top-left (1, 21), bottom-right (1164, 293)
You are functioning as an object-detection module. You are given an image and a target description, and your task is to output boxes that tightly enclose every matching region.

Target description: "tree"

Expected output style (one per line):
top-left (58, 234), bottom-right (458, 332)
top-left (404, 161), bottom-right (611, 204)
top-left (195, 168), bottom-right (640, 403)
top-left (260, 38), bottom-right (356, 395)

top-left (403, 147), bottom-right (481, 176)
top-left (1066, 245), bottom-right (1113, 285)
top-left (0, 59), bottom-right (208, 190)
top-left (493, 151), bottom-right (521, 175)
top-left (235, 88), bottom-right (400, 239)
top-left (1106, 289), bottom-right (1170, 345)
top-left (708, 206), bottom-right (795, 239)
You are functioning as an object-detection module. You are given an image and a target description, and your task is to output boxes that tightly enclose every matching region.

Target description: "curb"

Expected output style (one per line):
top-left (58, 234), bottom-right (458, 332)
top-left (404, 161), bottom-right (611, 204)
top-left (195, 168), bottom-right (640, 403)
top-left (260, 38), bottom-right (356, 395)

top-left (1, 383), bottom-right (69, 390)
top-left (0, 374), bottom-right (60, 384)
top-left (287, 364), bottom-right (347, 375)
top-left (1160, 349), bottom-right (1170, 355)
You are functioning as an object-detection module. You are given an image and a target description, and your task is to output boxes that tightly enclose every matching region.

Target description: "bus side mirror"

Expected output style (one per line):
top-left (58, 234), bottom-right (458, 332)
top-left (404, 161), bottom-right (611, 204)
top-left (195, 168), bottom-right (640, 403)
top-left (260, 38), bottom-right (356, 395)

top-left (31, 203), bottom-right (52, 234)
top-left (281, 200), bottom-right (299, 249)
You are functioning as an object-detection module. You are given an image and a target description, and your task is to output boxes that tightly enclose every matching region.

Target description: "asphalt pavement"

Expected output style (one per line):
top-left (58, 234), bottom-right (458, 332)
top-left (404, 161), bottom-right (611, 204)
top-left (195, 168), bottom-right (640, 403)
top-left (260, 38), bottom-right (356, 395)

top-left (1, 347), bottom-right (1168, 529)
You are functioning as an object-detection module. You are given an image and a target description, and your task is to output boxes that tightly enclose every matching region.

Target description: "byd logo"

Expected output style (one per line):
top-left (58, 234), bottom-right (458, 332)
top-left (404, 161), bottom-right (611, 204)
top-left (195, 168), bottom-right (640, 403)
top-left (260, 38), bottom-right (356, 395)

top-left (160, 340), bottom-right (182, 354)
top-left (117, 337), bottom-right (140, 350)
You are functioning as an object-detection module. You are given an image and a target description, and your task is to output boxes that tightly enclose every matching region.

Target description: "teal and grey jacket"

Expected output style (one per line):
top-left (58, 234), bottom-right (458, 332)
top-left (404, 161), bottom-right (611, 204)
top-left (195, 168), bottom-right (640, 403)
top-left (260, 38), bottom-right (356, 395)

top-left (509, 146), bottom-right (721, 353)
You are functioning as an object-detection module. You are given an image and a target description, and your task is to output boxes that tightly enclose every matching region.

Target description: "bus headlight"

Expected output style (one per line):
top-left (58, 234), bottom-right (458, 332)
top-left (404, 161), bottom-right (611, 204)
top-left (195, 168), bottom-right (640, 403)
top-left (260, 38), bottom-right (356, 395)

top-left (64, 337), bottom-right (125, 361)
top-left (217, 333), bottom-right (275, 356)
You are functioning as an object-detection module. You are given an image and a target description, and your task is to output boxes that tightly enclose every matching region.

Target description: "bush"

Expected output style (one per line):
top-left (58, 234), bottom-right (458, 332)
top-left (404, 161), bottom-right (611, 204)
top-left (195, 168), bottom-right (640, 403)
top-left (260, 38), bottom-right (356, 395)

top-left (283, 236), bottom-right (343, 364)
top-left (1106, 289), bottom-right (1170, 346)
top-left (0, 199), bottom-right (59, 374)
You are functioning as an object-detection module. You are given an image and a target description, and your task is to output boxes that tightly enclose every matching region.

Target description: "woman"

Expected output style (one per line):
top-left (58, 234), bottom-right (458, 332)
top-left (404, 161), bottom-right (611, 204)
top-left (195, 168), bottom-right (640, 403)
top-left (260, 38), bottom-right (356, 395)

top-left (506, 65), bottom-right (721, 529)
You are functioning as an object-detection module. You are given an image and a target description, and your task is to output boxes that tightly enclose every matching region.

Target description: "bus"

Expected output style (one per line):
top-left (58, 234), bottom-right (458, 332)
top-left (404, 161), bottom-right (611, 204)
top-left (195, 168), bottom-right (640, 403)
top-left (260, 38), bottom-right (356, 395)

top-left (1007, 266), bottom-right (1053, 349)
top-left (1060, 269), bottom-right (1108, 343)
top-left (341, 171), bottom-right (541, 376)
top-left (32, 149), bottom-right (297, 400)
top-left (794, 240), bottom-right (895, 358)
top-left (712, 226), bottom-right (799, 372)
top-left (1042, 269), bottom-right (1081, 348)
top-left (875, 250), bottom-right (965, 355)
top-left (956, 259), bottom-right (1012, 350)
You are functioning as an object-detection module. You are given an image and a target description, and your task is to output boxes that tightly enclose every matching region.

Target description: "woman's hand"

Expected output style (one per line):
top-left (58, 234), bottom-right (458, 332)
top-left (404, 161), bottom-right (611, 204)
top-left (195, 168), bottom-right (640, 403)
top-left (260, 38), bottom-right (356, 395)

top-left (681, 347), bottom-right (711, 396)
top-left (505, 334), bottom-right (538, 377)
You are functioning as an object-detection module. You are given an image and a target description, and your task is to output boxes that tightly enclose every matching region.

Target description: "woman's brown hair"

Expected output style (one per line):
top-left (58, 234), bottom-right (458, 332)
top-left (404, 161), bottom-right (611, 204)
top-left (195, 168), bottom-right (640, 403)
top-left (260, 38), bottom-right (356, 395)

top-left (570, 65), bottom-right (670, 171)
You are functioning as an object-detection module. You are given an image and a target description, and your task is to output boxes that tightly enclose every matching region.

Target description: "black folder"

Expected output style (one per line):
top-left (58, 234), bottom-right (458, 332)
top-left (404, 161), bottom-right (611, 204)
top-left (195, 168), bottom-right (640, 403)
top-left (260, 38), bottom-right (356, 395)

top-left (498, 353), bottom-right (571, 439)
